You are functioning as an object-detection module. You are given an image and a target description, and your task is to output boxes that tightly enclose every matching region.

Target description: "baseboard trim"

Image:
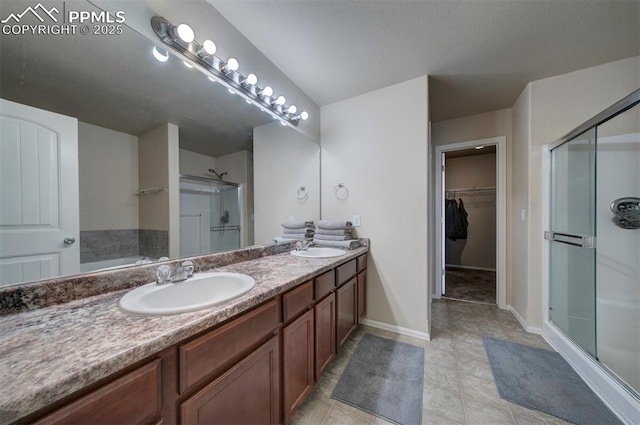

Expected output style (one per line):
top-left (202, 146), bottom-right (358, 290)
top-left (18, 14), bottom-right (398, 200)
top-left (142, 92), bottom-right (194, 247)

top-left (360, 318), bottom-right (430, 341)
top-left (445, 264), bottom-right (496, 272)
top-left (543, 322), bottom-right (639, 425)
top-left (506, 305), bottom-right (542, 334)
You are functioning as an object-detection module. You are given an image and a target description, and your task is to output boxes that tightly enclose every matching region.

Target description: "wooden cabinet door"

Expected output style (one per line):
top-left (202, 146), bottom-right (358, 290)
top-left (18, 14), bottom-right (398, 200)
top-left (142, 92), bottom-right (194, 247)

top-left (314, 293), bottom-right (336, 380)
top-left (283, 309), bottom-right (314, 423)
top-left (336, 277), bottom-right (357, 349)
top-left (357, 270), bottom-right (367, 323)
top-left (180, 336), bottom-right (280, 425)
top-left (35, 360), bottom-right (161, 425)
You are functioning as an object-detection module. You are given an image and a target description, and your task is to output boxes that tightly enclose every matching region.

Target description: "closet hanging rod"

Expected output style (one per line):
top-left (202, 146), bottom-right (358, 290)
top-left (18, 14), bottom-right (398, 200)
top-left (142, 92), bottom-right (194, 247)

top-left (445, 186), bottom-right (496, 194)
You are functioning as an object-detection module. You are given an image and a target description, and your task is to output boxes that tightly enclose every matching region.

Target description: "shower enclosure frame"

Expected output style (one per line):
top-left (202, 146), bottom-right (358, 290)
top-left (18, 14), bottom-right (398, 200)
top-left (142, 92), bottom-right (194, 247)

top-left (179, 174), bottom-right (245, 254)
top-left (541, 89), bottom-right (640, 425)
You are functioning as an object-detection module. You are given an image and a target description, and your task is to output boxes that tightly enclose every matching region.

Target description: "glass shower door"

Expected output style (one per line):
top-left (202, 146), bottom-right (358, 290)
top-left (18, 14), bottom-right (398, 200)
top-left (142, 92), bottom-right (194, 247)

top-left (548, 127), bottom-right (597, 357)
top-left (595, 102), bottom-right (640, 395)
top-left (210, 184), bottom-right (241, 253)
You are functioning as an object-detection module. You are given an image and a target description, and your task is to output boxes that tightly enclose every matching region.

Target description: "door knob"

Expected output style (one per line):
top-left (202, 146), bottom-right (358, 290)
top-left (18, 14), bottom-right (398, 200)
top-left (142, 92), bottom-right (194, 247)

top-left (63, 237), bottom-right (76, 245)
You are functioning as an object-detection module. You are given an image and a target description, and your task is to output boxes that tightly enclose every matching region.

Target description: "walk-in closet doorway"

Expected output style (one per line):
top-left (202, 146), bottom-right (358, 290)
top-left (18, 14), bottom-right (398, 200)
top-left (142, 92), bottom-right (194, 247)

top-left (434, 137), bottom-right (507, 308)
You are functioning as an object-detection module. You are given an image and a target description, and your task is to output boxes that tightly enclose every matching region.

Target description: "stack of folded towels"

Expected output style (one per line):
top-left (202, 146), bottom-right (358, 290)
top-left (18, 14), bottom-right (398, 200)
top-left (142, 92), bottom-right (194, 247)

top-left (313, 220), bottom-right (361, 249)
top-left (279, 220), bottom-right (315, 241)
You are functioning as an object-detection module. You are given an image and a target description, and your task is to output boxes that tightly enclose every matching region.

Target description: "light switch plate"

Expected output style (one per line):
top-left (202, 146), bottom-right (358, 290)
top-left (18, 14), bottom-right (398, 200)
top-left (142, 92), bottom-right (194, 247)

top-left (353, 215), bottom-right (361, 227)
top-left (520, 209), bottom-right (526, 222)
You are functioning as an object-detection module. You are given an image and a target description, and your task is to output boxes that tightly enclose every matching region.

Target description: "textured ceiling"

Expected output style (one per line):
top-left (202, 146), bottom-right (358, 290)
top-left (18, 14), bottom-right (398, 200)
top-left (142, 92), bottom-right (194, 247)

top-left (210, 0), bottom-right (639, 122)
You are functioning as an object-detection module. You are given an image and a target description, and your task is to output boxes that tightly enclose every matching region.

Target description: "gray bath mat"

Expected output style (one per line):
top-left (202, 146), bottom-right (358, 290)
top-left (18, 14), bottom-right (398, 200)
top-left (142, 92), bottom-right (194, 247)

top-left (482, 336), bottom-right (622, 425)
top-left (331, 333), bottom-right (424, 425)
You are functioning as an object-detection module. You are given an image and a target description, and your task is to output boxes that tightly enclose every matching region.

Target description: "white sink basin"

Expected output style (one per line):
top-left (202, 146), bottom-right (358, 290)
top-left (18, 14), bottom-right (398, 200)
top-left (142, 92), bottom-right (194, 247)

top-left (291, 247), bottom-right (347, 258)
top-left (119, 272), bottom-right (255, 315)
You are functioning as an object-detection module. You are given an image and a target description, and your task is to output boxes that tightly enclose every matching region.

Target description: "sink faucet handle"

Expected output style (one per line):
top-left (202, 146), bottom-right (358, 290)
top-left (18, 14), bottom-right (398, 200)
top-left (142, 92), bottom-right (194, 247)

top-left (181, 260), bottom-right (194, 278)
top-left (156, 265), bottom-right (172, 284)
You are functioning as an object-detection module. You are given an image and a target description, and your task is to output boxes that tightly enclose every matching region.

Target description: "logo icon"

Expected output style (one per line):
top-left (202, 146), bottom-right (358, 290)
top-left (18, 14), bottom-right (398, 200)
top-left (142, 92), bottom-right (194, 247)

top-left (1, 3), bottom-right (59, 24)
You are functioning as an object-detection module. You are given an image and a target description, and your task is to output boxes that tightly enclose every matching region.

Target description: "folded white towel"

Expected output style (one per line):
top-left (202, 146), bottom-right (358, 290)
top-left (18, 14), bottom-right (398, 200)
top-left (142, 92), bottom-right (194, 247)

top-left (312, 239), bottom-right (361, 249)
top-left (317, 220), bottom-right (352, 230)
top-left (283, 227), bottom-right (315, 236)
top-left (313, 234), bottom-right (350, 241)
top-left (281, 220), bottom-right (314, 229)
top-left (315, 228), bottom-right (351, 236)
top-left (281, 232), bottom-right (308, 239)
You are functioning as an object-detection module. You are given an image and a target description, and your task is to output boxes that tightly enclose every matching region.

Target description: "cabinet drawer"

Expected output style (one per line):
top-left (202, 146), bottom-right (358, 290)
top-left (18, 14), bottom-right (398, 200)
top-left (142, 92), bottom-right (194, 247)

top-left (180, 336), bottom-right (280, 425)
top-left (35, 360), bottom-right (161, 425)
top-left (336, 259), bottom-right (356, 287)
top-left (314, 269), bottom-right (335, 300)
top-left (179, 299), bottom-right (279, 393)
top-left (356, 254), bottom-right (367, 272)
top-left (283, 280), bottom-right (313, 323)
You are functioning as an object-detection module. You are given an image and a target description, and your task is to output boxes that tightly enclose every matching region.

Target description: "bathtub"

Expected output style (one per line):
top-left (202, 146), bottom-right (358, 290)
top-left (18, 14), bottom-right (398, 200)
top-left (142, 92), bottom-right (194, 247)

top-left (80, 256), bottom-right (152, 273)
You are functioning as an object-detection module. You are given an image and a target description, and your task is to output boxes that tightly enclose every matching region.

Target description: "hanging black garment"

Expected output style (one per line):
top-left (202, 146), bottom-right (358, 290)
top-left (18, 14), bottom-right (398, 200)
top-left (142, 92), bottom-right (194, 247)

top-left (452, 198), bottom-right (465, 240)
top-left (445, 199), bottom-right (457, 240)
top-left (458, 198), bottom-right (469, 239)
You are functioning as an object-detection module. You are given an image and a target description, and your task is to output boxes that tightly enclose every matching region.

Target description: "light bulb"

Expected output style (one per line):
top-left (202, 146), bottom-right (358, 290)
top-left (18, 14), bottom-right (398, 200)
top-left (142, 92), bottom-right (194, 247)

top-left (200, 40), bottom-right (216, 56)
top-left (260, 86), bottom-right (273, 97)
top-left (287, 105), bottom-right (297, 114)
top-left (175, 24), bottom-right (194, 43)
top-left (475, 146), bottom-right (485, 150)
top-left (224, 57), bottom-right (239, 72)
top-left (274, 95), bottom-right (286, 106)
top-left (182, 61), bottom-right (193, 68)
top-left (208, 77), bottom-right (217, 83)
top-left (228, 89), bottom-right (236, 95)
top-left (279, 120), bottom-right (287, 126)
top-left (243, 73), bottom-right (258, 86)
top-left (152, 46), bottom-right (169, 63)
top-left (300, 111), bottom-right (309, 120)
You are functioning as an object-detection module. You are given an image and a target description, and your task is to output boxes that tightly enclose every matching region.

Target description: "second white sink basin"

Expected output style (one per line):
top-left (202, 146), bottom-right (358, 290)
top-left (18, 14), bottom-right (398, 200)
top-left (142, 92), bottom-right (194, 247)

top-left (119, 272), bottom-right (255, 316)
top-left (291, 247), bottom-right (347, 258)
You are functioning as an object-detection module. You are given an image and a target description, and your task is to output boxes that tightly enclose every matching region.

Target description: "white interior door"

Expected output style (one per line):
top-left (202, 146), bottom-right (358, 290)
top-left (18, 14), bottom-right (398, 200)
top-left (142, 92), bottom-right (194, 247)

top-left (0, 99), bottom-right (79, 287)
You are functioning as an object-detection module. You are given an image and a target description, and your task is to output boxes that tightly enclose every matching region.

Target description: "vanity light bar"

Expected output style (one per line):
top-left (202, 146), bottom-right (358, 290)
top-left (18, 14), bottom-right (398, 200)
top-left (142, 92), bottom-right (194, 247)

top-left (150, 16), bottom-right (308, 127)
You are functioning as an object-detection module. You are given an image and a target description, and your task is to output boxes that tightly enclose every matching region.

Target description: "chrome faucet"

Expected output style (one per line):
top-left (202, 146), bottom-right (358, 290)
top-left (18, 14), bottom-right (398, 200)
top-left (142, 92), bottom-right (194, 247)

top-left (156, 261), bottom-right (195, 285)
top-left (295, 240), bottom-right (312, 251)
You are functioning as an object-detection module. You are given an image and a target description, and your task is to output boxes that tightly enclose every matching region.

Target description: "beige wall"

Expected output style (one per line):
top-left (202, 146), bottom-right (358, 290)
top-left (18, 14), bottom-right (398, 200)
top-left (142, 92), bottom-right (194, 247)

top-left (445, 153), bottom-right (496, 269)
top-left (253, 123), bottom-right (320, 245)
top-left (321, 76), bottom-right (429, 336)
top-left (78, 122), bottom-right (139, 231)
top-left (138, 123), bottom-right (180, 257)
top-left (432, 109), bottom-right (512, 147)
top-left (511, 86), bottom-right (531, 318)
top-left (179, 149), bottom-right (216, 178)
top-left (513, 55), bottom-right (639, 328)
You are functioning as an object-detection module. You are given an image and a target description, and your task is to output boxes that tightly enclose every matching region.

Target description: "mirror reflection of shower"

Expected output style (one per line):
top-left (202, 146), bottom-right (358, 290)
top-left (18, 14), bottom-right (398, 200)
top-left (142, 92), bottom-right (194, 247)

top-left (179, 174), bottom-right (242, 257)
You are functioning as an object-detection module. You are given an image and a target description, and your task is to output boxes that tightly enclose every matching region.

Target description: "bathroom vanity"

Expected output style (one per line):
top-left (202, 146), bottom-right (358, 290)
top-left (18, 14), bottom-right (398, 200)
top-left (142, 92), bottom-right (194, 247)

top-left (0, 246), bottom-right (368, 425)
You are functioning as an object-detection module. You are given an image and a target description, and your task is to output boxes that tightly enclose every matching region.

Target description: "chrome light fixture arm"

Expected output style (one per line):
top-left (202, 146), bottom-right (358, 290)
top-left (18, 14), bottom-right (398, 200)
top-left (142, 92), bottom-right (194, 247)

top-left (150, 16), bottom-right (306, 127)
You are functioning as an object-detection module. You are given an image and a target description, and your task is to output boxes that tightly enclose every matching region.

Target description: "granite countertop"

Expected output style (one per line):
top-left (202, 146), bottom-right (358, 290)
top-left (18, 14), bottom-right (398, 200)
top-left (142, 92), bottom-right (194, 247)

top-left (0, 247), bottom-right (368, 424)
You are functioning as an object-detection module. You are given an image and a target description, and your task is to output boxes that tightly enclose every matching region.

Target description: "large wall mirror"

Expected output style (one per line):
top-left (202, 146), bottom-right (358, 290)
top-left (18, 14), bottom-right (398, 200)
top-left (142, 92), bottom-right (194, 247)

top-left (0, 0), bottom-right (320, 288)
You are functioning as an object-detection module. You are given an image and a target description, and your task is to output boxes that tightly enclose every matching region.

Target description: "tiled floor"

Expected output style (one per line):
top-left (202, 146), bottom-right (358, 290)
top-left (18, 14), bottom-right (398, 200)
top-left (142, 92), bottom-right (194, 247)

top-left (290, 299), bottom-right (570, 425)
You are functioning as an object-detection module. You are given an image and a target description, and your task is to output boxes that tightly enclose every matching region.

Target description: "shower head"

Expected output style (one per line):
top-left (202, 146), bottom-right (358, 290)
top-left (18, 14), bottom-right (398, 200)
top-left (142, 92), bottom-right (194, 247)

top-left (207, 168), bottom-right (228, 180)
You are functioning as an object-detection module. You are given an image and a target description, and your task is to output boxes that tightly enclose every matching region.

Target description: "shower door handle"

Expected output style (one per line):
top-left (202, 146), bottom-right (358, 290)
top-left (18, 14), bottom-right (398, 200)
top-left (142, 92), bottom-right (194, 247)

top-left (544, 231), bottom-right (596, 249)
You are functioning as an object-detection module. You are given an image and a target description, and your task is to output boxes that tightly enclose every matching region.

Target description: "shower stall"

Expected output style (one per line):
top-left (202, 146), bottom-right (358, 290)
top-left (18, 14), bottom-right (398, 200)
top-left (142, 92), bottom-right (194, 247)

top-left (179, 175), bottom-right (243, 256)
top-left (544, 90), bottom-right (639, 421)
